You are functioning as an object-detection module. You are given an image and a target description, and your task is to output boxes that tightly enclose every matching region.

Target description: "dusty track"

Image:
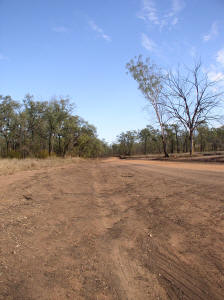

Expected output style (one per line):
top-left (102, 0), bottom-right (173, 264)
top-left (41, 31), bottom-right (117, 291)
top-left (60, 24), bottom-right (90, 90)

top-left (0, 158), bottom-right (224, 299)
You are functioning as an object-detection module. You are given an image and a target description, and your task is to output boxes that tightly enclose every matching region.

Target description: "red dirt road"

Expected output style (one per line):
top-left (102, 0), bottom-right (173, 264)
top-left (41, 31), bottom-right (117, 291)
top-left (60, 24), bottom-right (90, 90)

top-left (0, 158), bottom-right (224, 299)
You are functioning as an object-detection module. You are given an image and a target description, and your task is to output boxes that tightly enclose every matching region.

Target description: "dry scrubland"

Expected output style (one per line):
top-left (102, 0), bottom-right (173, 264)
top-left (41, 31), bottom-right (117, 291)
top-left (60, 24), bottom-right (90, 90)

top-left (0, 157), bottom-right (224, 299)
top-left (0, 157), bottom-right (81, 176)
top-left (1, 151), bottom-right (223, 177)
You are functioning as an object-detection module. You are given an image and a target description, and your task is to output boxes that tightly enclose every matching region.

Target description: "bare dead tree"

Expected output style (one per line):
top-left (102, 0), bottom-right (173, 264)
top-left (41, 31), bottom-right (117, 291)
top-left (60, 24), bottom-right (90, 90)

top-left (164, 61), bottom-right (223, 155)
top-left (126, 56), bottom-right (169, 157)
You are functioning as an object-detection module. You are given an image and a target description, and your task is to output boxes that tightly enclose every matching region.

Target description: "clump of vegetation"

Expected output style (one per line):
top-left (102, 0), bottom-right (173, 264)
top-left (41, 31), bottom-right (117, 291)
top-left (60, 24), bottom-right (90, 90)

top-left (0, 157), bottom-right (81, 176)
top-left (0, 95), bottom-right (110, 159)
top-left (113, 125), bottom-right (224, 157)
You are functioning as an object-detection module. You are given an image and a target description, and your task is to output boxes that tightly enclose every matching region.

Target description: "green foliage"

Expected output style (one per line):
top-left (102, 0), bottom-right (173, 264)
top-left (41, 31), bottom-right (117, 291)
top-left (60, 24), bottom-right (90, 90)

top-left (126, 56), bottom-right (169, 157)
top-left (126, 56), bottom-right (163, 99)
top-left (0, 95), bottom-right (109, 159)
top-left (7, 150), bottom-right (22, 159)
top-left (117, 130), bottom-right (137, 155)
top-left (36, 150), bottom-right (49, 159)
top-left (113, 124), bottom-right (224, 156)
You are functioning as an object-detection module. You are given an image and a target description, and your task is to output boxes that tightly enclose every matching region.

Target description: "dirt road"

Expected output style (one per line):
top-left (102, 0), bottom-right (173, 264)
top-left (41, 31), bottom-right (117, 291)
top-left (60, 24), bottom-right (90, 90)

top-left (0, 158), bottom-right (224, 300)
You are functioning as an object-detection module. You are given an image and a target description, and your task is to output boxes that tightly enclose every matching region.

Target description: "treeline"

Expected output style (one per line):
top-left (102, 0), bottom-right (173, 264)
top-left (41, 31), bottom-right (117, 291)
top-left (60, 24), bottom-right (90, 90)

top-left (113, 124), bottom-right (224, 156)
top-left (0, 94), bottom-right (110, 158)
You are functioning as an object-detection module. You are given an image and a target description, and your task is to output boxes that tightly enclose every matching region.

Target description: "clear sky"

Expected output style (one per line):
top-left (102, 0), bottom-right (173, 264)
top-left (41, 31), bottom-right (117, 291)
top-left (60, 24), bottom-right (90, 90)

top-left (0, 0), bottom-right (224, 143)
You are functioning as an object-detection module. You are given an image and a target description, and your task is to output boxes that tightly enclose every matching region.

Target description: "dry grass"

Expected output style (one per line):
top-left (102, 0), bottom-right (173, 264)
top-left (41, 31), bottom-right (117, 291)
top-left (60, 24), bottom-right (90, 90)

top-left (0, 157), bottom-right (82, 176)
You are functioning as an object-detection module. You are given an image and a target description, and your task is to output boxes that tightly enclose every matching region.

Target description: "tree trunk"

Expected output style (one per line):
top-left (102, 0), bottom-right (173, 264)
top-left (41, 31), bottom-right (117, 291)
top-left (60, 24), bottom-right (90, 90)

top-left (200, 137), bottom-right (203, 152)
top-left (4, 136), bottom-right (9, 156)
top-left (63, 142), bottom-right (69, 157)
top-left (175, 132), bottom-right (180, 153)
top-left (161, 126), bottom-right (169, 158)
top-left (6, 140), bottom-right (9, 156)
top-left (184, 135), bottom-right (189, 153)
top-left (58, 135), bottom-right (61, 155)
top-left (171, 139), bottom-right (174, 153)
top-left (189, 131), bottom-right (194, 156)
top-left (48, 133), bottom-right (52, 156)
top-left (144, 137), bottom-right (147, 155)
top-left (161, 136), bottom-right (169, 157)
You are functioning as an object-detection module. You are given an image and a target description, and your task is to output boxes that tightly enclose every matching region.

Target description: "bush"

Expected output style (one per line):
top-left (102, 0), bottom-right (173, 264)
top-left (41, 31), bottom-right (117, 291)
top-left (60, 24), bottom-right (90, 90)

top-left (35, 150), bottom-right (49, 159)
top-left (8, 150), bottom-right (22, 159)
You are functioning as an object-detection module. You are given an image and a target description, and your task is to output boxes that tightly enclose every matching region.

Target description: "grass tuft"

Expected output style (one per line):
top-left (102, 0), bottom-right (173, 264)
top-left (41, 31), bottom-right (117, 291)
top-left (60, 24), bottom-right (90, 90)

top-left (0, 157), bottom-right (81, 176)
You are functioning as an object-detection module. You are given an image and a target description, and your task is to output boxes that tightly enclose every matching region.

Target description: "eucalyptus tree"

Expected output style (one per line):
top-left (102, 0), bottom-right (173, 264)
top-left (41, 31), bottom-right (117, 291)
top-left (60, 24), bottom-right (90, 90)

top-left (216, 126), bottom-right (224, 150)
top-left (0, 94), bottom-right (108, 158)
top-left (195, 125), bottom-right (210, 152)
top-left (164, 125), bottom-right (176, 153)
top-left (210, 126), bottom-right (224, 151)
top-left (23, 94), bottom-right (47, 153)
top-left (139, 127), bottom-right (151, 155)
top-left (117, 130), bottom-right (137, 156)
top-left (0, 95), bottom-right (20, 155)
top-left (44, 97), bottom-right (73, 155)
top-left (60, 116), bottom-right (78, 156)
top-left (126, 56), bottom-right (169, 157)
top-left (170, 124), bottom-right (180, 153)
top-left (165, 61), bottom-right (223, 155)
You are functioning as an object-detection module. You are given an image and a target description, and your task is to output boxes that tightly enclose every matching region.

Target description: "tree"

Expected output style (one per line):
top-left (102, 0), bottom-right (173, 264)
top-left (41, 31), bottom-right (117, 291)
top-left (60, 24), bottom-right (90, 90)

top-left (164, 125), bottom-right (176, 153)
top-left (59, 116), bottom-right (78, 156)
top-left (0, 94), bottom-right (108, 159)
top-left (165, 61), bottom-right (223, 155)
top-left (44, 98), bottom-right (73, 156)
top-left (195, 125), bottom-right (210, 152)
top-left (0, 96), bottom-right (20, 155)
top-left (139, 127), bottom-right (151, 155)
top-left (117, 130), bottom-right (137, 156)
top-left (23, 94), bottom-right (47, 154)
top-left (170, 124), bottom-right (180, 153)
top-left (126, 56), bottom-right (169, 157)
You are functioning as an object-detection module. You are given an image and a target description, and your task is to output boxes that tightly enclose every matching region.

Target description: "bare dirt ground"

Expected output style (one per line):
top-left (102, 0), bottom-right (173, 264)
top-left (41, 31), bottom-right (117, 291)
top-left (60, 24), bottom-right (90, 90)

top-left (1, 158), bottom-right (224, 300)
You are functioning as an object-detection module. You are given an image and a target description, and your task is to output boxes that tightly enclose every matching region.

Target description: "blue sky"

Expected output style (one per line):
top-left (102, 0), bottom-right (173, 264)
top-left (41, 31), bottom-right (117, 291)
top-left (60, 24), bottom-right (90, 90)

top-left (0, 0), bottom-right (224, 143)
